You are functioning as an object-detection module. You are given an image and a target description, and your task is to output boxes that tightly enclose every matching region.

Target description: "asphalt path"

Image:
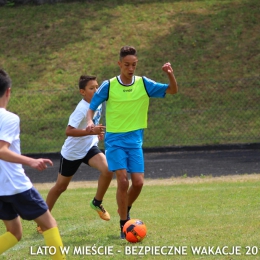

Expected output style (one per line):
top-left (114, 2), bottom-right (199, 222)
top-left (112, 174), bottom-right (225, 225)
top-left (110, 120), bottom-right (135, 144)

top-left (24, 145), bottom-right (260, 184)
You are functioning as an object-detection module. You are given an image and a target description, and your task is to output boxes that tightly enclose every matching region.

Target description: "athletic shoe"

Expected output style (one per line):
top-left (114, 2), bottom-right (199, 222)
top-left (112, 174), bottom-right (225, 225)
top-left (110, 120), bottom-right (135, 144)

top-left (90, 200), bottom-right (110, 221)
top-left (36, 225), bottom-right (42, 234)
top-left (120, 230), bottom-right (126, 239)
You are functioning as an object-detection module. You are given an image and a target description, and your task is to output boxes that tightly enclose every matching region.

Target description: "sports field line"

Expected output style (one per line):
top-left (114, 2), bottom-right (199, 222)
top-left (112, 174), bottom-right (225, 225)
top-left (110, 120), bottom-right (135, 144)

top-left (34, 173), bottom-right (260, 190)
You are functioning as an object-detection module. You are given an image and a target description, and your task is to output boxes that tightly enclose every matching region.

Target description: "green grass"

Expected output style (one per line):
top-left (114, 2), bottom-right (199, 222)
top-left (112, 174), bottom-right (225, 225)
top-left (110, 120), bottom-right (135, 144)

top-left (146, 78), bottom-right (260, 147)
top-left (0, 0), bottom-right (260, 153)
top-left (1, 0), bottom-right (259, 85)
top-left (1, 175), bottom-right (260, 259)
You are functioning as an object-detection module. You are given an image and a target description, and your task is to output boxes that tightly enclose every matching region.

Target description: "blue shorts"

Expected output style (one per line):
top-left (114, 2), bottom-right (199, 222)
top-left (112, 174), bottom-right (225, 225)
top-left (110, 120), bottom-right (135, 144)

top-left (0, 187), bottom-right (48, 221)
top-left (105, 147), bottom-right (144, 173)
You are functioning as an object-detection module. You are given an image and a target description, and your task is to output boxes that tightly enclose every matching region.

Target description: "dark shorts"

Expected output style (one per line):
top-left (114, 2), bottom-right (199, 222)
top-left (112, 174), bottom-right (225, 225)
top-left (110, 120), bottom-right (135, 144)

top-left (0, 187), bottom-right (48, 221)
top-left (59, 146), bottom-right (102, 177)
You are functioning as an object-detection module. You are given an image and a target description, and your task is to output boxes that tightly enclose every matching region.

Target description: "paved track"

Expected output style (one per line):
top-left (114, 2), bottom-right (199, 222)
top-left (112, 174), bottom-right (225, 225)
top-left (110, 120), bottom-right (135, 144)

top-left (24, 147), bottom-right (260, 184)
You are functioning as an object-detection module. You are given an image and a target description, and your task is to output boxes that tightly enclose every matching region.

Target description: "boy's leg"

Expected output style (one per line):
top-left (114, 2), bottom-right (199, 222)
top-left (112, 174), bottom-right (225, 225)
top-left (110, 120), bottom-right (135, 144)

top-left (87, 148), bottom-right (113, 221)
top-left (36, 156), bottom-right (80, 233)
top-left (35, 174), bottom-right (73, 234)
top-left (0, 217), bottom-right (21, 254)
top-left (88, 153), bottom-right (113, 200)
top-left (45, 174), bottom-right (73, 212)
top-left (34, 211), bottom-right (66, 260)
top-left (0, 188), bottom-right (65, 259)
top-left (116, 169), bottom-right (129, 221)
top-left (127, 173), bottom-right (144, 207)
top-left (125, 148), bottom-right (144, 220)
top-left (46, 155), bottom-right (82, 212)
top-left (116, 169), bottom-right (129, 238)
top-left (105, 146), bottom-right (130, 238)
top-left (34, 210), bottom-right (57, 232)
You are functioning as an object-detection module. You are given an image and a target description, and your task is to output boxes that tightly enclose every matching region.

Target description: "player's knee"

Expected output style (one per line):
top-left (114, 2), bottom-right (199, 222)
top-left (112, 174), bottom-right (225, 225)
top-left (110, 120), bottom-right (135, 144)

top-left (59, 186), bottom-right (68, 193)
top-left (132, 179), bottom-right (143, 190)
top-left (117, 178), bottom-right (129, 191)
top-left (54, 184), bottom-right (68, 193)
top-left (107, 171), bottom-right (113, 180)
top-left (101, 170), bottom-right (113, 179)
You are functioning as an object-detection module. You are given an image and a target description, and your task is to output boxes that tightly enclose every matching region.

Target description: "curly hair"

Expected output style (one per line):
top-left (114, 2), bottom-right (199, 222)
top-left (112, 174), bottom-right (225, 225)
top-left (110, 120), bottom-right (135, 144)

top-left (119, 46), bottom-right (137, 60)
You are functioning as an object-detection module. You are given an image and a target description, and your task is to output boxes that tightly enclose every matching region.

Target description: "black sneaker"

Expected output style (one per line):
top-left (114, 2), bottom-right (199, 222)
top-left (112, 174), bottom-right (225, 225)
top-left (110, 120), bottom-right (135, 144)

top-left (120, 230), bottom-right (126, 239)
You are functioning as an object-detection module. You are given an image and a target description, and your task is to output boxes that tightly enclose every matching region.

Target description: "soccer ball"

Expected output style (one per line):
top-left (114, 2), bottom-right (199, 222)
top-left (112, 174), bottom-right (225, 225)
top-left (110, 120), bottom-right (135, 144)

top-left (123, 219), bottom-right (147, 243)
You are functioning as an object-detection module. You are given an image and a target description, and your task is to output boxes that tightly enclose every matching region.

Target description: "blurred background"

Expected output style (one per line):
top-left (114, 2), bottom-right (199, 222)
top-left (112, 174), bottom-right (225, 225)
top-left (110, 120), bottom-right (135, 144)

top-left (1, 0), bottom-right (259, 153)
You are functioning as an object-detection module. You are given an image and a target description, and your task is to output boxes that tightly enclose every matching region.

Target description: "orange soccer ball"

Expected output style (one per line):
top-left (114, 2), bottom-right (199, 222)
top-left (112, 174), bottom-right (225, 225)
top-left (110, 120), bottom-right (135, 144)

top-left (123, 219), bottom-right (147, 243)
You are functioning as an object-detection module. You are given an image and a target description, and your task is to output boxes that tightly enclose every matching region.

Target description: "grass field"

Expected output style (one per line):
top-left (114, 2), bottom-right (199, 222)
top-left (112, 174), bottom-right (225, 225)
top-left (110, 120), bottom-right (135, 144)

top-left (1, 174), bottom-right (260, 259)
top-left (0, 0), bottom-right (260, 153)
top-left (1, 0), bottom-right (259, 85)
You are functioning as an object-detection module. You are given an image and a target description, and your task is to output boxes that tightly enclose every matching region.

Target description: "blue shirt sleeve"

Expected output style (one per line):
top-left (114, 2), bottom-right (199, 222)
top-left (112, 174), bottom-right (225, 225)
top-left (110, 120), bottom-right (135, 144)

top-left (143, 76), bottom-right (168, 98)
top-left (90, 80), bottom-right (109, 111)
top-left (93, 104), bottom-right (102, 125)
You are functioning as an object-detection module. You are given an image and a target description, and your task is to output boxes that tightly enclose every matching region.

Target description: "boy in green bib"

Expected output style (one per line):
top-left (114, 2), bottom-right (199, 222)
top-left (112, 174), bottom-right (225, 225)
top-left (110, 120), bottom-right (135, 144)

top-left (87, 46), bottom-right (178, 238)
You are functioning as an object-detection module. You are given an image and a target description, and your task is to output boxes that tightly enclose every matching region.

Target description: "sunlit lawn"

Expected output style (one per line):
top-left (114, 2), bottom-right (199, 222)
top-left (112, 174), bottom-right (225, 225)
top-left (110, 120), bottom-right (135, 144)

top-left (1, 175), bottom-right (260, 259)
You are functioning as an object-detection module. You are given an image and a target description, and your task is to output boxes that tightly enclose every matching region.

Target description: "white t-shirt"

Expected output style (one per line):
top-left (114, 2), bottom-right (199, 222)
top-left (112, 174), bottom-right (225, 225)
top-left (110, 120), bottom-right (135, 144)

top-left (0, 108), bottom-right (32, 196)
top-left (61, 99), bottom-right (102, 160)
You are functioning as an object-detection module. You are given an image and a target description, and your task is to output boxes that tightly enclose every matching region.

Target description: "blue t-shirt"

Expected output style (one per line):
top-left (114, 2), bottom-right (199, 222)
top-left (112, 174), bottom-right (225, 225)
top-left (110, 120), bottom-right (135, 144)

top-left (90, 76), bottom-right (168, 148)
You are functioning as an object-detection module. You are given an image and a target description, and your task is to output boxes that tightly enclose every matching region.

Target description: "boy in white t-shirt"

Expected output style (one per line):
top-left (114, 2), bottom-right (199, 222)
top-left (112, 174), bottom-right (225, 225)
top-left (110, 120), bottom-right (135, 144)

top-left (0, 69), bottom-right (66, 259)
top-left (37, 75), bottom-right (113, 233)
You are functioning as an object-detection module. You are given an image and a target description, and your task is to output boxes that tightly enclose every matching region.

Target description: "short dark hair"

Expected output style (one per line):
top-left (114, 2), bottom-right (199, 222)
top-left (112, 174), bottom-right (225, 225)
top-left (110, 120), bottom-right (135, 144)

top-left (119, 46), bottom-right (137, 60)
top-left (0, 69), bottom-right (11, 97)
top-left (78, 75), bottom-right (97, 90)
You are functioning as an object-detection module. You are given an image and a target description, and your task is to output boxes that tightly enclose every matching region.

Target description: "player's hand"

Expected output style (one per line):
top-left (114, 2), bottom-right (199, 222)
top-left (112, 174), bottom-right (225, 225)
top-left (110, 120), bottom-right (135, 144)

top-left (98, 133), bottom-right (104, 141)
top-left (86, 121), bottom-right (95, 134)
top-left (92, 124), bottom-right (106, 135)
top-left (31, 158), bottom-right (53, 171)
top-left (162, 62), bottom-right (173, 74)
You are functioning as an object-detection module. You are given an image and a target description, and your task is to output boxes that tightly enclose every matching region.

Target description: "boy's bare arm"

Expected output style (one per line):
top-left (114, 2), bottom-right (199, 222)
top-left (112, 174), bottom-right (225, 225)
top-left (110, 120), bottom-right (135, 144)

top-left (162, 62), bottom-right (178, 95)
top-left (0, 140), bottom-right (53, 171)
top-left (65, 124), bottom-right (105, 137)
top-left (86, 109), bottom-right (96, 132)
top-left (86, 109), bottom-right (95, 126)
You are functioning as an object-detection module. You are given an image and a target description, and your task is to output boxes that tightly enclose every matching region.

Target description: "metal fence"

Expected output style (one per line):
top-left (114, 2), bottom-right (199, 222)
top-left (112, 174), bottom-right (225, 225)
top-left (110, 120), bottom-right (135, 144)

top-left (9, 76), bottom-right (260, 154)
